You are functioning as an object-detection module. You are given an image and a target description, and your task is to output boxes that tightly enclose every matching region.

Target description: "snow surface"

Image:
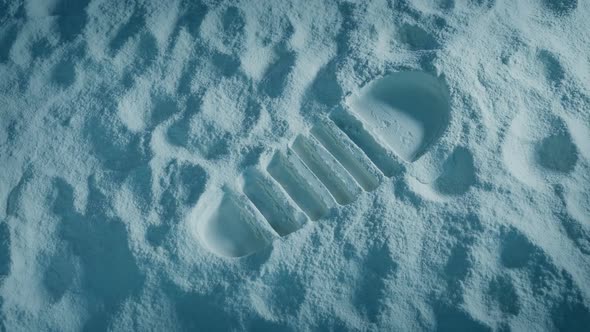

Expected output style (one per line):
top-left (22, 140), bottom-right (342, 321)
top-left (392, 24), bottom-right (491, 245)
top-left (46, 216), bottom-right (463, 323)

top-left (1, 0), bottom-right (590, 330)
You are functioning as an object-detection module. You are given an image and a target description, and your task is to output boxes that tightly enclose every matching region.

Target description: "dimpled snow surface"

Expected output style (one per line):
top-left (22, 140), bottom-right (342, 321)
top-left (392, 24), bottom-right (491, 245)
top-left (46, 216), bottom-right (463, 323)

top-left (1, 0), bottom-right (590, 331)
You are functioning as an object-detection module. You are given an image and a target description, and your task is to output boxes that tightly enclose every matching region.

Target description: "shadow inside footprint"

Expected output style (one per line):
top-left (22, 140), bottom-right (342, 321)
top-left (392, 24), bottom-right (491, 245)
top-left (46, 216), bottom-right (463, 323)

top-left (51, 59), bottom-right (76, 88)
top-left (437, 0), bottom-right (456, 10)
top-left (434, 147), bottom-right (476, 196)
top-left (157, 160), bottom-right (207, 235)
top-left (542, 0), bottom-right (577, 15)
top-left (150, 93), bottom-right (179, 126)
top-left (500, 228), bottom-right (536, 269)
top-left (170, 283), bottom-right (238, 331)
top-left (109, 7), bottom-right (145, 56)
top-left (535, 133), bottom-right (578, 173)
top-left (53, 0), bottom-right (91, 42)
top-left (219, 6), bottom-right (246, 50)
top-left (0, 22), bottom-right (19, 63)
top-left (51, 177), bottom-right (144, 329)
top-left (43, 248), bottom-right (76, 302)
top-left (211, 51), bottom-right (240, 77)
top-left (175, 1), bottom-right (208, 39)
top-left (241, 168), bottom-right (306, 236)
top-left (538, 50), bottom-right (565, 87)
top-left (353, 244), bottom-right (398, 323)
top-left (0, 221), bottom-right (10, 281)
top-left (146, 224), bottom-right (170, 247)
top-left (86, 114), bottom-right (151, 173)
top-left (487, 274), bottom-right (520, 316)
top-left (397, 23), bottom-right (440, 51)
top-left (559, 213), bottom-right (590, 255)
top-left (433, 301), bottom-right (492, 332)
top-left (552, 290), bottom-right (590, 332)
top-left (261, 47), bottom-right (296, 98)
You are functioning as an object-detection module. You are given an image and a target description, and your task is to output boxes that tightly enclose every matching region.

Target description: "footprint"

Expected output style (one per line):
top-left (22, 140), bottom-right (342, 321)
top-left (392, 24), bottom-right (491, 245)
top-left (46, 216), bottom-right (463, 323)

top-left (291, 134), bottom-right (362, 205)
top-left (438, 213), bottom-right (482, 298)
top-left (189, 71), bottom-right (452, 257)
top-left (347, 71), bottom-right (451, 163)
top-left (189, 187), bottom-right (275, 258)
top-left (311, 118), bottom-right (382, 191)
top-left (330, 108), bottom-right (403, 177)
top-left (120, 162), bottom-right (151, 212)
top-left (241, 168), bottom-right (307, 236)
top-left (267, 149), bottom-right (336, 220)
top-left (415, 213), bottom-right (490, 330)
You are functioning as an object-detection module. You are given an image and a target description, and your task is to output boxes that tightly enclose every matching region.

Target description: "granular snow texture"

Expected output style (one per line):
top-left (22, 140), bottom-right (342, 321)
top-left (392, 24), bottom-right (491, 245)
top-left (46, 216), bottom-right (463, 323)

top-left (1, 0), bottom-right (590, 331)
